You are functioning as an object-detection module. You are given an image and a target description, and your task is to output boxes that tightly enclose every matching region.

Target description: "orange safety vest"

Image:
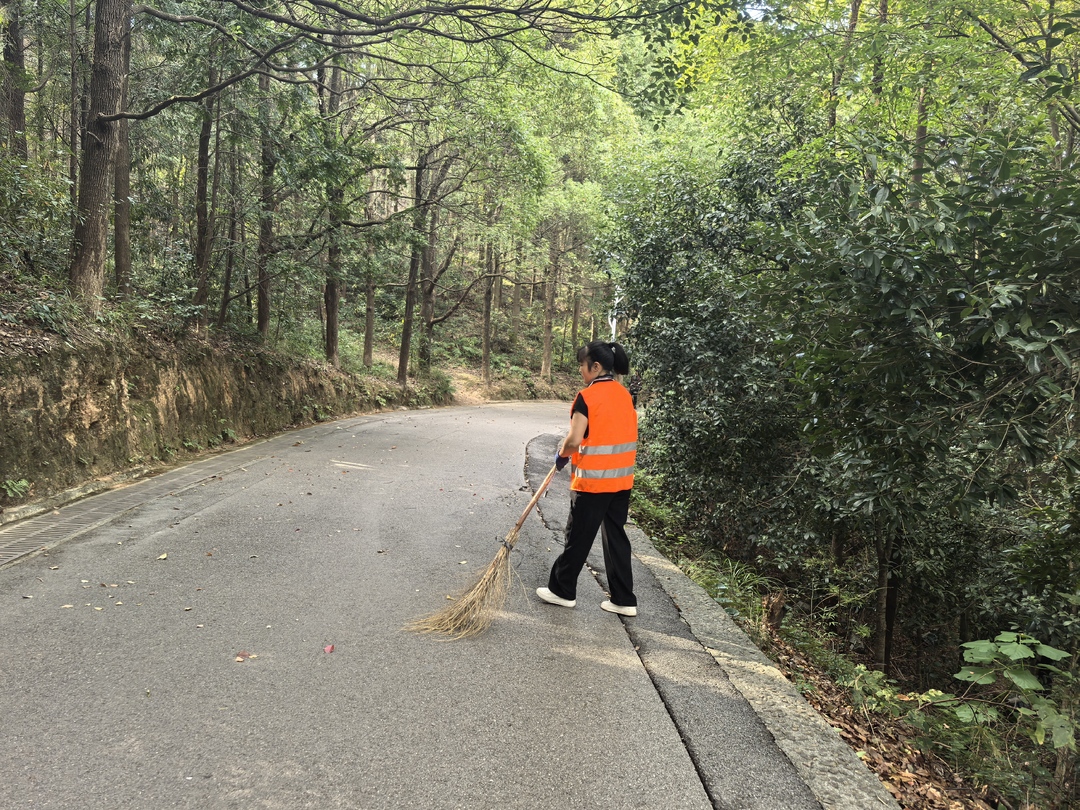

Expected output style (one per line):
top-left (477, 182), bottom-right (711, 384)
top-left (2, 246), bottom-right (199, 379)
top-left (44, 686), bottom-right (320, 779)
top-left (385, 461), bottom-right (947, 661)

top-left (570, 380), bottom-right (638, 493)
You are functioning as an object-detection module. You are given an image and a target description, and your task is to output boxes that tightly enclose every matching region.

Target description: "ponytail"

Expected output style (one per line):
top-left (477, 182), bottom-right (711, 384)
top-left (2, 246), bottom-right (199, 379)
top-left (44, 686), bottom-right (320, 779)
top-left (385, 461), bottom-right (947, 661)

top-left (577, 340), bottom-right (631, 376)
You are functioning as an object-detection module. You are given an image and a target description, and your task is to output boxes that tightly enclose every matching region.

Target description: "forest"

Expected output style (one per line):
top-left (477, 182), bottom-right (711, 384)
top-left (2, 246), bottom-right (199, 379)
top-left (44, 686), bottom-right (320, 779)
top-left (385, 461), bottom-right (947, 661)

top-left (2, 0), bottom-right (1080, 806)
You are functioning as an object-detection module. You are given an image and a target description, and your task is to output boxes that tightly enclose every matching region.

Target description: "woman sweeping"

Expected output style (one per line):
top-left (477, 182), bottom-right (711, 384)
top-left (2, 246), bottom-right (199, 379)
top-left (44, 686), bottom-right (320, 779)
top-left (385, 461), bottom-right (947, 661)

top-left (537, 341), bottom-right (639, 617)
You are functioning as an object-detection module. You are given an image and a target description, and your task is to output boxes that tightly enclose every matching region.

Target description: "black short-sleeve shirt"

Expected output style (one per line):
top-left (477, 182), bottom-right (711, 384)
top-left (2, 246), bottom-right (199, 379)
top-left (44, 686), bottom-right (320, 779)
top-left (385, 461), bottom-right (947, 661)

top-left (572, 377), bottom-right (617, 438)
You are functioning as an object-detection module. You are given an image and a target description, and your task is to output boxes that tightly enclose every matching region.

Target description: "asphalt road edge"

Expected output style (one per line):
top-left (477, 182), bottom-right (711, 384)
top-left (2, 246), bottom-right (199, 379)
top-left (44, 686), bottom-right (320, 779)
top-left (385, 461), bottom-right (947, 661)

top-left (629, 528), bottom-right (901, 810)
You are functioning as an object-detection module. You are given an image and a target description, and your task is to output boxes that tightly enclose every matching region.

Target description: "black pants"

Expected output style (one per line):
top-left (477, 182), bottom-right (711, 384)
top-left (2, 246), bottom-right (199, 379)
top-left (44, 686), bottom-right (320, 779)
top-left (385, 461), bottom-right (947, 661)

top-left (547, 489), bottom-right (636, 607)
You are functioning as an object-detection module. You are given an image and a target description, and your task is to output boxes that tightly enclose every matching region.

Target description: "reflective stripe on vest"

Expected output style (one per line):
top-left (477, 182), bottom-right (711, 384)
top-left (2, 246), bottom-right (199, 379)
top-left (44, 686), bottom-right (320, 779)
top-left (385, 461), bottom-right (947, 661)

top-left (578, 442), bottom-right (638, 456)
top-left (574, 465), bottom-right (636, 480)
top-left (570, 380), bottom-right (637, 493)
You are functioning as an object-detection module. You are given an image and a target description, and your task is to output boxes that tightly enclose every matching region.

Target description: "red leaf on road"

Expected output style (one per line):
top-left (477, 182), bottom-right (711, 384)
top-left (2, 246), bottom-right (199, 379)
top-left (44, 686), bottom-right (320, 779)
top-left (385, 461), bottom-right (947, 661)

top-left (323, 644), bottom-right (335, 654)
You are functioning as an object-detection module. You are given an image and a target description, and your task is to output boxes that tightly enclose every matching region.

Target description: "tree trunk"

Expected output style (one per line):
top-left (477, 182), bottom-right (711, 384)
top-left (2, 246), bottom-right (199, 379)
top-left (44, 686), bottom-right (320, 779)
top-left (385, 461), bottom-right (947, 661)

top-left (871, 0), bottom-right (887, 101)
top-left (571, 262), bottom-right (581, 351)
top-left (2, 0), bottom-right (28, 159)
top-left (510, 277), bottom-right (521, 344)
top-left (397, 151), bottom-right (426, 386)
top-left (256, 71), bottom-right (276, 339)
top-left (827, 0), bottom-right (863, 130)
top-left (192, 42), bottom-right (218, 327)
top-left (872, 532), bottom-right (890, 670)
top-left (239, 211), bottom-right (252, 325)
top-left (216, 147), bottom-right (239, 329)
top-left (324, 271), bottom-right (340, 366)
top-left (112, 16), bottom-right (131, 298)
top-left (481, 241), bottom-right (493, 384)
top-left (323, 45), bottom-right (344, 367)
top-left (883, 532), bottom-right (903, 673)
top-left (398, 247), bottom-right (421, 386)
top-left (911, 81), bottom-right (930, 184)
top-left (510, 240), bottom-right (521, 343)
top-left (871, 529), bottom-right (902, 672)
top-left (417, 203), bottom-right (440, 372)
top-left (69, 0), bottom-right (129, 310)
top-left (540, 230), bottom-right (560, 380)
top-left (363, 277), bottom-right (375, 367)
top-left (67, 0), bottom-right (78, 224)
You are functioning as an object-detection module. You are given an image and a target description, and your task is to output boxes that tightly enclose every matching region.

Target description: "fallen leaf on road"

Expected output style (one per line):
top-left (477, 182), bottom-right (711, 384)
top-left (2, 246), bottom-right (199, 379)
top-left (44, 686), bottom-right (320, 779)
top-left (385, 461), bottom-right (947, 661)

top-left (324, 645), bottom-right (335, 654)
top-left (235, 650), bottom-right (257, 662)
top-left (157, 553), bottom-right (168, 560)
top-left (49, 566), bottom-right (59, 570)
top-left (22, 595), bottom-right (32, 599)
top-left (94, 607), bottom-right (103, 611)
top-left (61, 604), bottom-right (73, 609)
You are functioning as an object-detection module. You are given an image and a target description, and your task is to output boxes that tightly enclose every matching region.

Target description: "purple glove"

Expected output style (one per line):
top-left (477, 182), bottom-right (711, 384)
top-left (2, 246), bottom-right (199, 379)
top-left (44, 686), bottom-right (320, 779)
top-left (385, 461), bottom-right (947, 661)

top-left (555, 452), bottom-right (569, 472)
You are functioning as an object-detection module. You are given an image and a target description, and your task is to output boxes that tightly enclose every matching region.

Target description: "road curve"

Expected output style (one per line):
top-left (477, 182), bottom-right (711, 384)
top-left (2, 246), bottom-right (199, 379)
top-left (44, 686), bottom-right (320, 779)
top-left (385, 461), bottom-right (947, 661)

top-left (0, 402), bottom-right (896, 810)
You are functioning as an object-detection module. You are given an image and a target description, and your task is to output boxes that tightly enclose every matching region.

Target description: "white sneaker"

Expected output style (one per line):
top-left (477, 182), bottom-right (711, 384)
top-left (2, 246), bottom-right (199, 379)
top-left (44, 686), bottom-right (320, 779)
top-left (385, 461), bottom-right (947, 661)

top-left (536, 587), bottom-right (576, 608)
top-left (601, 600), bottom-right (637, 617)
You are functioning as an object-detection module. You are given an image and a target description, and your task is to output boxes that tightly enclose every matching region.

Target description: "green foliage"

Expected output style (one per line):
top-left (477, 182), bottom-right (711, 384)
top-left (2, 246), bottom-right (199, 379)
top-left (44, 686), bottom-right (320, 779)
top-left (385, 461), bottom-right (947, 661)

top-left (954, 633), bottom-right (1075, 751)
top-left (25, 293), bottom-right (77, 335)
top-left (840, 631), bottom-right (1078, 807)
top-left (766, 132), bottom-right (1080, 519)
top-left (1, 479), bottom-right (32, 500)
top-left (611, 152), bottom-right (799, 558)
top-left (781, 623), bottom-right (860, 685)
top-left (0, 154), bottom-right (73, 277)
top-left (609, 9), bottom-right (1080, 797)
top-left (685, 554), bottom-right (780, 627)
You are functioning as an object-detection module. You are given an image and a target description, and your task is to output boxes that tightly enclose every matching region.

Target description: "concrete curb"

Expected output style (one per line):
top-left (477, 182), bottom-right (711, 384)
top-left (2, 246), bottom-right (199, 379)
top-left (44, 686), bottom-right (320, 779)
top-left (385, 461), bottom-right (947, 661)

top-left (629, 529), bottom-right (901, 810)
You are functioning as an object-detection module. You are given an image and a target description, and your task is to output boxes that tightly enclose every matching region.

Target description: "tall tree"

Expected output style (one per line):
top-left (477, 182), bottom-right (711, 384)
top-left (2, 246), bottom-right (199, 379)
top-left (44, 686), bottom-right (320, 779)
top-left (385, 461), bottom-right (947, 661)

top-left (2, 0), bottom-right (28, 159)
top-left (192, 38), bottom-right (219, 327)
top-left (398, 148), bottom-right (426, 386)
top-left (112, 18), bottom-right (131, 297)
top-left (256, 70), bottom-right (276, 338)
top-left (69, 0), bottom-right (129, 309)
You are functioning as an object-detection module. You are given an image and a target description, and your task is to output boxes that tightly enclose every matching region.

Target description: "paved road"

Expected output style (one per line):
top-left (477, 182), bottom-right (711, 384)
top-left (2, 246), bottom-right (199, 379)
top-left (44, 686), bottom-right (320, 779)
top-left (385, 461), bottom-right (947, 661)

top-left (0, 402), bottom-right (898, 810)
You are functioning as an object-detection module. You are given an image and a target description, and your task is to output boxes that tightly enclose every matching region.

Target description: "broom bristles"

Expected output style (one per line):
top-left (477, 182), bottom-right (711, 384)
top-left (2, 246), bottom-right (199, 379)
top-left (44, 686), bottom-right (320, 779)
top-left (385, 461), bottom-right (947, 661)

top-left (406, 529), bottom-right (522, 639)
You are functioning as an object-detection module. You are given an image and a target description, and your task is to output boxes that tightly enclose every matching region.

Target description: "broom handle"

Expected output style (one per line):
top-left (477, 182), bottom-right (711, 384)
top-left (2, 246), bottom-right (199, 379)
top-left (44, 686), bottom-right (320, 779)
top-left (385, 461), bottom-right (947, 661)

top-left (510, 464), bottom-right (559, 535)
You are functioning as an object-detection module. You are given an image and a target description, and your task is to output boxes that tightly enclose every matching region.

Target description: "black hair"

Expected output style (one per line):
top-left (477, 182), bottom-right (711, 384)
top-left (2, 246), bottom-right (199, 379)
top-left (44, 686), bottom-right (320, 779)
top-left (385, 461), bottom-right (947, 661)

top-left (577, 340), bottom-right (630, 376)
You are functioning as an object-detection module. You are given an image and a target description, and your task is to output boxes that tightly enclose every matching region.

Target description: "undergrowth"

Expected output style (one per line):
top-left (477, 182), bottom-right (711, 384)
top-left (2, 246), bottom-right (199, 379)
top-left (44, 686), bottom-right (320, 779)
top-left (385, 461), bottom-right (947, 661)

top-left (632, 484), bottom-right (1079, 810)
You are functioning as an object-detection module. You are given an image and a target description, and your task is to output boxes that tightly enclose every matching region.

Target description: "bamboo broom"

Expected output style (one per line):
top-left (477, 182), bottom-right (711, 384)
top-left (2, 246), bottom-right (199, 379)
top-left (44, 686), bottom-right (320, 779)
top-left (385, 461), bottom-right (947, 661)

top-left (407, 464), bottom-right (559, 639)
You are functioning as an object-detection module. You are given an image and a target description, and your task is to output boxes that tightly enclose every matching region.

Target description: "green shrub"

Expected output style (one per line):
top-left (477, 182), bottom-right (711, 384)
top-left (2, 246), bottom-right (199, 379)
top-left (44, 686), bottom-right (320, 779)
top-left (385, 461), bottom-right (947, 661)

top-left (1, 478), bottom-right (32, 500)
